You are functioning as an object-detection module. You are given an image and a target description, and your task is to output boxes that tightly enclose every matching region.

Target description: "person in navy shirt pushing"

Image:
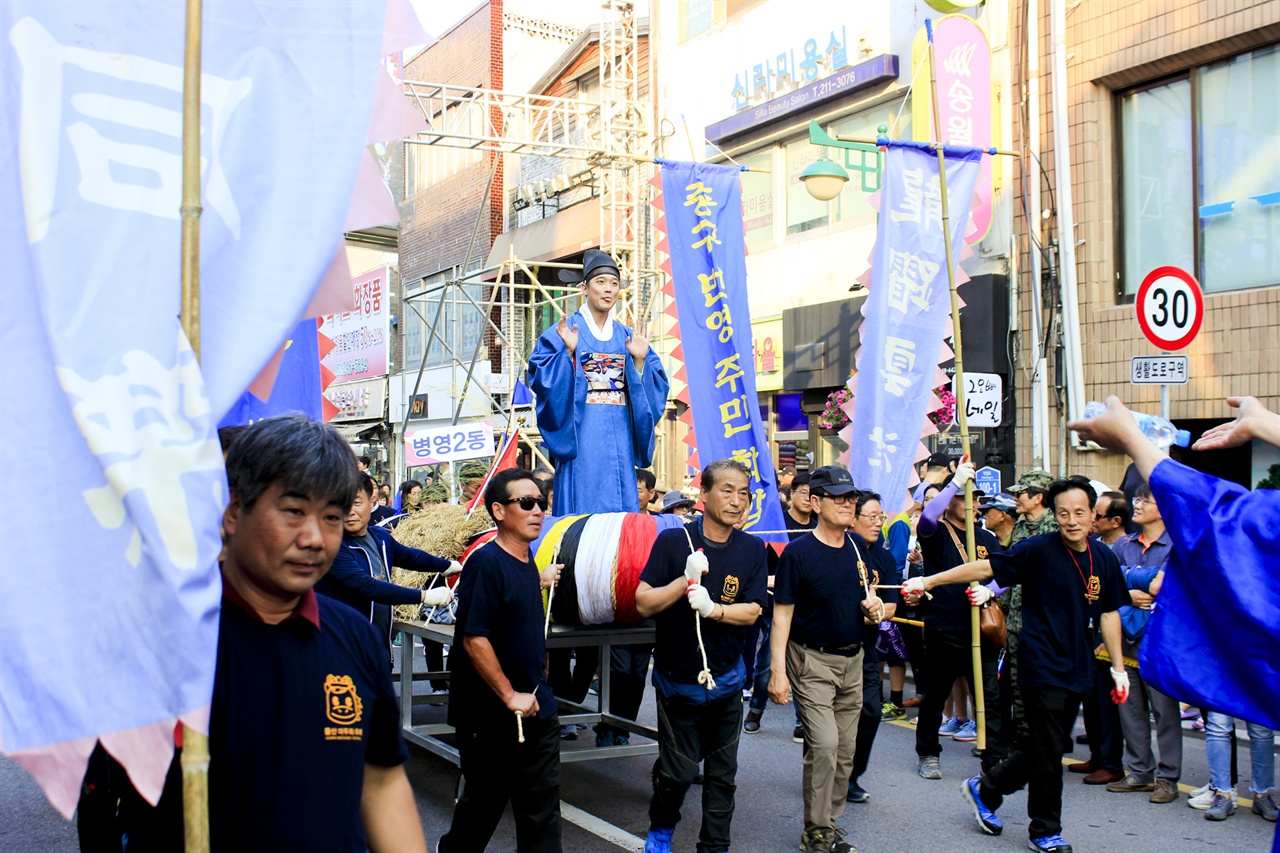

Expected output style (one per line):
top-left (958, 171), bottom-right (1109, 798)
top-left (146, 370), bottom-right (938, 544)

top-left (318, 472), bottom-right (459, 659)
top-left (213, 415), bottom-right (425, 852)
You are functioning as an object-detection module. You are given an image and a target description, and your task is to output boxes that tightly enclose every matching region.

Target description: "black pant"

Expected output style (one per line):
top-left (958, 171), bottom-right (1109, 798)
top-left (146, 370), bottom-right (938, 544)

top-left (980, 686), bottom-right (1081, 839)
top-left (440, 715), bottom-right (562, 853)
top-left (914, 628), bottom-right (1005, 769)
top-left (1080, 657), bottom-right (1124, 772)
top-left (851, 646), bottom-right (882, 785)
top-left (899, 617), bottom-right (926, 693)
top-left (650, 687), bottom-right (742, 853)
top-left (548, 647), bottom-right (599, 705)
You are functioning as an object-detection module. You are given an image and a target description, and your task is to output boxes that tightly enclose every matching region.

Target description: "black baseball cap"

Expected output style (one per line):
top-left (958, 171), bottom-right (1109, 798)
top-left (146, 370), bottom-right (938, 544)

top-left (925, 452), bottom-right (954, 469)
top-left (808, 465), bottom-right (857, 496)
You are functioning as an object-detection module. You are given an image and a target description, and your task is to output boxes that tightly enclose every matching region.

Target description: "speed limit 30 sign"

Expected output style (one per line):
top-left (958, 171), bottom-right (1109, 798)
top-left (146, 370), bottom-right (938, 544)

top-left (1136, 266), bottom-right (1203, 351)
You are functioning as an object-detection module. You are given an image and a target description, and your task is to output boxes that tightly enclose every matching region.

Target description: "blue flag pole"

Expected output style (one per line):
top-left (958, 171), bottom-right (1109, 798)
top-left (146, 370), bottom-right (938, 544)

top-left (179, 0), bottom-right (211, 848)
top-left (925, 16), bottom-right (986, 752)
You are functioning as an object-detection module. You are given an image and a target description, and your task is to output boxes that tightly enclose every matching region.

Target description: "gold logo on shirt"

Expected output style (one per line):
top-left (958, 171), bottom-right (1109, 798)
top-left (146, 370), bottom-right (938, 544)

top-left (977, 546), bottom-right (989, 559)
top-left (324, 674), bottom-right (364, 726)
top-left (721, 575), bottom-right (739, 603)
top-left (1087, 576), bottom-right (1101, 602)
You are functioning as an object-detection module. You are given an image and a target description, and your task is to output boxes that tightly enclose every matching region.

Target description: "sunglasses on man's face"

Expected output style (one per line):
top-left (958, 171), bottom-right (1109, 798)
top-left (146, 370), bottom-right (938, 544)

top-left (502, 495), bottom-right (548, 512)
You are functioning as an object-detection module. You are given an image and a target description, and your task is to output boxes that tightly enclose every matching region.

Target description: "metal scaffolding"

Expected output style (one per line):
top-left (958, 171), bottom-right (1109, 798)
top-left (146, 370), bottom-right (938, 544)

top-left (399, 1), bottom-right (658, 437)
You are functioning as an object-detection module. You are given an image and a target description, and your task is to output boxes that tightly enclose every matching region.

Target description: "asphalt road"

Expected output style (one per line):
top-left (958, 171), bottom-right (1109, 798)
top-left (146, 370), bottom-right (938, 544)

top-left (3, 665), bottom-right (1275, 853)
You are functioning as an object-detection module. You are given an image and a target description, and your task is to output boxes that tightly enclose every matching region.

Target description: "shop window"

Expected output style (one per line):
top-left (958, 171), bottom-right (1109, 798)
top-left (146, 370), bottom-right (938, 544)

top-left (833, 102), bottom-right (910, 224)
top-left (786, 136), bottom-right (828, 234)
top-left (739, 147), bottom-right (774, 247)
top-left (1119, 44), bottom-right (1279, 296)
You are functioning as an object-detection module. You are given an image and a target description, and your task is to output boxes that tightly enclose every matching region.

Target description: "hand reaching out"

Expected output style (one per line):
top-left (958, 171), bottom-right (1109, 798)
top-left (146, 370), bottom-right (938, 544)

top-left (556, 316), bottom-right (578, 355)
top-left (1193, 396), bottom-right (1280, 451)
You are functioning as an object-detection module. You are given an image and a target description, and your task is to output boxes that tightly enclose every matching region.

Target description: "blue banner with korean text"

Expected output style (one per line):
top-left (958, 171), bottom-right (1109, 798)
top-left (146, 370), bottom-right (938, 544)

top-left (659, 161), bottom-right (786, 542)
top-left (849, 142), bottom-right (983, 508)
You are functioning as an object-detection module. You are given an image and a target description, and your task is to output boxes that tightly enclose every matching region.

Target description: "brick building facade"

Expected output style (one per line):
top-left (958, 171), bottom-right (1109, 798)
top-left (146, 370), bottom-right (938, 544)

top-left (1010, 0), bottom-right (1279, 488)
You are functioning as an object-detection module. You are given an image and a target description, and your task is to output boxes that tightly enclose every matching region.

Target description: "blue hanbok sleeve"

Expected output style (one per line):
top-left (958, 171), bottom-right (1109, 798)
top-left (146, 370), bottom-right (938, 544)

top-left (623, 344), bottom-right (669, 469)
top-left (527, 320), bottom-right (581, 462)
top-left (1140, 458), bottom-right (1280, 731)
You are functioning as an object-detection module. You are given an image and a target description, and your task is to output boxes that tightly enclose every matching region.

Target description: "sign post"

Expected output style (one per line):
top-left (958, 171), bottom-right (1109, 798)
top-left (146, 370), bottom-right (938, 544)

top-left (1135, 266), bottom-right (1203, 419)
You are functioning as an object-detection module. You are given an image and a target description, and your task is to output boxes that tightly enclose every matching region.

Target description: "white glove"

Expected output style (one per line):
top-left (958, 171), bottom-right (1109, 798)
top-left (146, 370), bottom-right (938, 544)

top-left (901, 577), bottom-right (926, 597)
top-left (684, 551), bottom-right (709, 585)
top-left (422, 587), bottom-right (454, 607)
top-left (1110, 668), bottom-right (1130, 704)
top-left (953, 459), bottom-right (976, 489)
top-left (686, 584), bottom-right (715, 618)
top-left (967, 584), bottom-right (993, 606)
top-left (445, 560), bottom-right (464, 577)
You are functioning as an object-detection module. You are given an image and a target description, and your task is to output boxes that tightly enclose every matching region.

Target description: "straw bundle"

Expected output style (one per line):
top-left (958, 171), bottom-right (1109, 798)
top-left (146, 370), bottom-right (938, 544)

top-left (390, 502), bottom-right (493, 621)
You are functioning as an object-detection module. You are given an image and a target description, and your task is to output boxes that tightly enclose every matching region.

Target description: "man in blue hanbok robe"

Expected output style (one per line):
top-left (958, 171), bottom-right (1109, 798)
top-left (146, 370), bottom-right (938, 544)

top-left (528, 249), bottom-right (669, 515)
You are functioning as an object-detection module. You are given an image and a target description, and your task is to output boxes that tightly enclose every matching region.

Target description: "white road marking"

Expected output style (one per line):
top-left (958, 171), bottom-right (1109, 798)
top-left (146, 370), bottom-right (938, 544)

top-left (561, 801), bottom-right (645, 850)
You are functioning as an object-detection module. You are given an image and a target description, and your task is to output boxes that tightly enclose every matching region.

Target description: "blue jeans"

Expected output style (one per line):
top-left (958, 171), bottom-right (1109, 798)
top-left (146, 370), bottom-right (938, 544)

top-left (1205, 712), bottom-right (1275, 794)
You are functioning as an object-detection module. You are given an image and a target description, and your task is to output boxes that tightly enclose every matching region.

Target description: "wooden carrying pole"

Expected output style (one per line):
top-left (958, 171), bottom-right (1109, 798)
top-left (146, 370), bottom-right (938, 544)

top-left (179, 0), bottom-right (211, 850)
top-left (924, 19), bottom-right (986, 752)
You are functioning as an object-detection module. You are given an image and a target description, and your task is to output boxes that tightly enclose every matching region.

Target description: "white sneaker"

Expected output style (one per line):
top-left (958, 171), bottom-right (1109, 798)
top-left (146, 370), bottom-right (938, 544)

top-left (1189, 785), bottom-right (1235, 810)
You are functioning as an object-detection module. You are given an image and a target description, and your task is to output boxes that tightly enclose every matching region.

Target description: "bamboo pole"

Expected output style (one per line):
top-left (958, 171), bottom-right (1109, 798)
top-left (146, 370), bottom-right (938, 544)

top-left (179, 0), bottom-right (210, 850)
top-left (924, 19), bottom-right (986, 753)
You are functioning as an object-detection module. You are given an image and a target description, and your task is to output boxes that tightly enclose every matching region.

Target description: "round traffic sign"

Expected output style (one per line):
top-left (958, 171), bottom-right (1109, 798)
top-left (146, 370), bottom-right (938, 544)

top-left (1135, 266), bottom-right (1203, 351)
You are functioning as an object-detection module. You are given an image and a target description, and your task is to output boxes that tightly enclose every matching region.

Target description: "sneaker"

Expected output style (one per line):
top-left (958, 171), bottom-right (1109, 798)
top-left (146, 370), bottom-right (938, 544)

top-left (1027, 834), bottom-right (1072, 852)
top-left (882, 702), bottom-right (906, 721)
top-left (846, 781), bottom-right (869, 803)
top-left (793, 725), bottom-right (805, 744)
top-left (1191, 716), bottom-right (1206, 731)
top-left (952, 720), bottom-right (978, 742)
top-left (1253, 789), bottom-right (1279, 822)
top-left (1188, 785), bottom-right (1233, 810)
top-left (799, 827), bottom-right (835, 853)
top-left (560, 724), bottom-right (578, 741)
top-left (1150, 779), bottom-right (1179, 804)
top-left (644, 827), bottom-right (674, 853)
top-left (831, 827), bottom-right (858, 853)
top-left (962, 777), bottom-right (1003, 835)
top-left (918, 756), bottom-right (942, 780)
top-left (938, 716), bottom-right (964, 736)
top-left (1204, 790), bottom-right (1236, 820)
top-left (743, 709), bottom-right (763, 734)
top-left (1106, 775), bottom-right (1156, 793)
top-left (615, 732), bottom-right (630, 746)
top-left (595, 730), bottom-right (616, 747)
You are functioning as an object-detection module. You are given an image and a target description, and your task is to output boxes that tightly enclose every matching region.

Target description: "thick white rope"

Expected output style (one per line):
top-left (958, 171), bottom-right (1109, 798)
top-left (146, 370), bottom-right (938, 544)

top-left (682, 524), bottom-right (716, 691)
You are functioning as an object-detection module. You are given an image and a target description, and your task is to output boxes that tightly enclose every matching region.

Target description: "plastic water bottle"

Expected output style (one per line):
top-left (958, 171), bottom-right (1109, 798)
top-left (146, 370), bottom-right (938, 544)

top-left (1083, 401), bottom-right (1191, 449)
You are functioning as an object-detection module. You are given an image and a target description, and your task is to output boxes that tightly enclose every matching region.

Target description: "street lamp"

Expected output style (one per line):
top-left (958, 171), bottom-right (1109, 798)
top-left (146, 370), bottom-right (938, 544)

top-left (799, 150), bottom-right (849, 201)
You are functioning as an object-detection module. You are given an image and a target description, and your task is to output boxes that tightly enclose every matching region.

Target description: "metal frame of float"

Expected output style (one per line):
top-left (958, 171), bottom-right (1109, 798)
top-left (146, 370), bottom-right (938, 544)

top-left (395, 618), bottom-right (659, 764)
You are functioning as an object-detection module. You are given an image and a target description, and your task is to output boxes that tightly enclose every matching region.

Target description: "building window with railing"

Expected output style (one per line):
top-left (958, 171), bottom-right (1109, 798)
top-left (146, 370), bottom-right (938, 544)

top-left (1118, 43), bottom-right (1279, 297)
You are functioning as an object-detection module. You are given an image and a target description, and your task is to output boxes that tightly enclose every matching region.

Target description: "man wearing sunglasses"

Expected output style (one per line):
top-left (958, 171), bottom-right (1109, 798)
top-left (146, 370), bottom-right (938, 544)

top-left (439, 470), bottom-right (562, 853)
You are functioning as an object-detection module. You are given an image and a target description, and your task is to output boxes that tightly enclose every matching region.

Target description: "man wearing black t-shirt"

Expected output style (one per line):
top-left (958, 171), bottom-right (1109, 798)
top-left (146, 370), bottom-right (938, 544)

top-left (636, 459), bottom-right (767, 853)
top-left (906, 477), bottom-right (1131, 853)
top-left (213, 415), bottom-right (425, 852)
top-left (913, 461), bottom-right (1005, 780)
top-left (440, 469), bottom-right (561, 853)
top-left (783, 471), bottom-right (818, 539)
top-left (769, 467), bottom-right (887, 853)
